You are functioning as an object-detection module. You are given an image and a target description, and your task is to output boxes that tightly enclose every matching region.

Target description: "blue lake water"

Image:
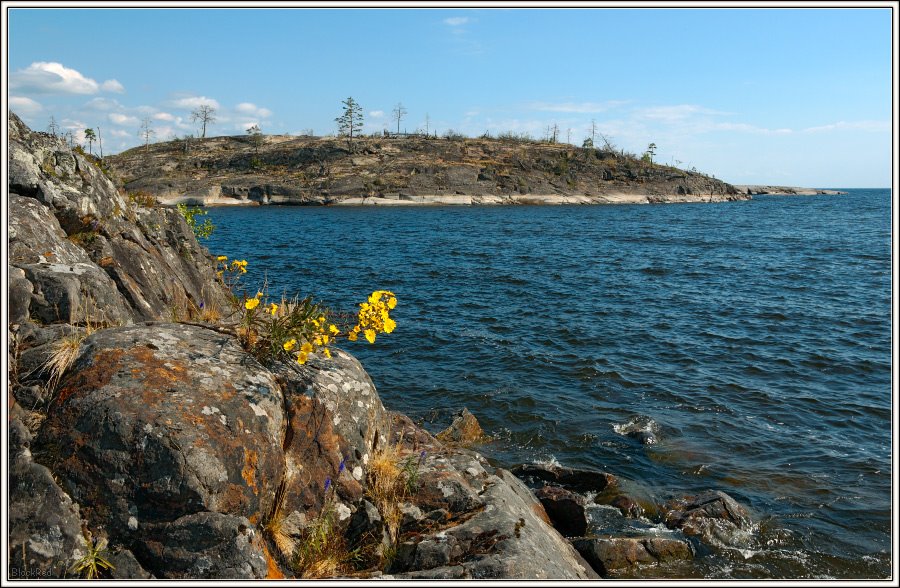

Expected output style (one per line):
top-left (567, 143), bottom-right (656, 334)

top-left (204, 189), bottom-right (892, 578)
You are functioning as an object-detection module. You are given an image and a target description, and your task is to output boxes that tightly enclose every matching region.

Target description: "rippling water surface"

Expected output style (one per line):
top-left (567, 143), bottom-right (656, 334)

top-left (205, 189), bottom-right (892, 578)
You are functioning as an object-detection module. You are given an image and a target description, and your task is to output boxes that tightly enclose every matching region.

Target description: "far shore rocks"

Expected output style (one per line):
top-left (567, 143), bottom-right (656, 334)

top-left (732, 184), bottom-right (848, 196)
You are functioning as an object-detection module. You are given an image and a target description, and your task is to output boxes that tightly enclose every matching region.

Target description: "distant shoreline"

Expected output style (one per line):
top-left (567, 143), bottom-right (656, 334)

top-left (732, 185), bottom-right (848, 196)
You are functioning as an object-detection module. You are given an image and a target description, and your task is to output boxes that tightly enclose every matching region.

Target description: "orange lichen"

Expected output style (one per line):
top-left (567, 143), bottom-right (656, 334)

top-left (261, 539), bottom-right (286, 579)
top-left (56, 348), bottom-right (124, 404)
top-left (242, 449), bottom-right (259, 494)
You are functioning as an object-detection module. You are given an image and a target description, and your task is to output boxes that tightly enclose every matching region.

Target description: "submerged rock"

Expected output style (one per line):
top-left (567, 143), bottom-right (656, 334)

top-left (534, 486), bottom-right (589, 538)
top-left (661, 490), bottom-right (754, 548)
top-left (435, 407), bottom-right (487, 446)
top-left (571, 536), bottom-right (693, 576)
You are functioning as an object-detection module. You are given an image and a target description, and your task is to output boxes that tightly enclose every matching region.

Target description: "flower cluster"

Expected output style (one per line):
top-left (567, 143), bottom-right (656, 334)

top-left (214, 255), bottom-right (248, 295)
top-left (280, 313), bottom-right (338, 365)
top-left (348, 290), bottom-right (397, 344)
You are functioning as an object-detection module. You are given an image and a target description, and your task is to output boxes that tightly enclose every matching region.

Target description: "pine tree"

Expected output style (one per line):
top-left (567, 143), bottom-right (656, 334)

top-left (335, 97), bottom-right (364, 152)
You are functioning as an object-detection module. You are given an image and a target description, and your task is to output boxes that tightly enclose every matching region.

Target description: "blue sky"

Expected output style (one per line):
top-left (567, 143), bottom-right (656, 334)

top-left (6, 7), bottom-right (894, 187)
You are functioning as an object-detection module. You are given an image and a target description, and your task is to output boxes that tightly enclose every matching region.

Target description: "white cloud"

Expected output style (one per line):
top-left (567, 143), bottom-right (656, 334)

top-left (168, 95), bottom-right (221, 111)
top-left (84, 97), bottom-right (123, 111)
top-left (444, 17), bottom-right (469, 26)
top-left (235, 121), bottom-right (259, 132)
top-left (153, 112), bottom-right (176, 121)
top-left (528, 101), bottom-right (628, 114)
top-left (235, 102), bottom-right (272, 117)
top-left (101, 79), bottom-right (125, 93)
top-left (109, 113), bottom-right (140, 126)
top-left (10, 62), bottom-right (124, 95)
top-left (369, 110), bottom-right (385, 118)
top-left (802, 120), bottom-right (889, 133)
top-left (9, 96), bottom-right (42, 115)
top-left (109, 129), bottom-right (132, 138)
top-left (635, 104), bottom-right (730, 123)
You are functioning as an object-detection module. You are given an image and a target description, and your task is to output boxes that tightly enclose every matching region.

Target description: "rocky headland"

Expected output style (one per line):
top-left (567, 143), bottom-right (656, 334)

top-left (7, 111), bottom-right (759, 579)
top-left (104, 130), bottom-right (748, 207)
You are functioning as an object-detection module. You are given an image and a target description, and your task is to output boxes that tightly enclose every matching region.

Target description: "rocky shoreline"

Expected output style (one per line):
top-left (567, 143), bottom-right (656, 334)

top-left (8, 112), bottom-right (759, 579)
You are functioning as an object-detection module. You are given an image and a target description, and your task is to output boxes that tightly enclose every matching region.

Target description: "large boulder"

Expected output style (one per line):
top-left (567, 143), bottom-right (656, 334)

top-left (34, 324), bottom-right (286, 578)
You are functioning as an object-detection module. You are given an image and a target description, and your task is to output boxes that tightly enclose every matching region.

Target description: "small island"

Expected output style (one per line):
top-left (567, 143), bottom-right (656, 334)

top-left (105, 130), bottom-right (751, 208)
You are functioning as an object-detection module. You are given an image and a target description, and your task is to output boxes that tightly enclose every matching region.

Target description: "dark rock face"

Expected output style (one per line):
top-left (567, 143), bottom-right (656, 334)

top-left (35, 324), bottom-right (286, 578)
top-left (271, 348), bottom-right (390, 484)
top-left (8, 408), bottom-right (87, 579)
top-left (8, 111), bottom-right (230, 330)
top-left (379, 414), bottom-right (597, 579)
top-left (662, 490), bottom-right (754, 548)
top-left (534, 486), bottom-right (588, 538)
top-left (572, 536), bottom-right (693, 576)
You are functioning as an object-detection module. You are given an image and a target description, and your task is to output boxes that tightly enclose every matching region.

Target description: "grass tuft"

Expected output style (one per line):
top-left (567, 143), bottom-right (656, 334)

top-left (69, 534), bottom-right (114, 579)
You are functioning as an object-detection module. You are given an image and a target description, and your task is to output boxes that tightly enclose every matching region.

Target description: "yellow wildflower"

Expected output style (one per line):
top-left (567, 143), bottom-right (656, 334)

top-left (267, 302), bottom-right (278, 316)
top-left (245, 298), bottom-right (260, 310)
top-left (329, 324), bottom-right (339, 335)
top-left (383, 318), bottom-right (396, 334)
top-left (297, 352), bottom-right (308, 365)
top-left (364, 329), bottom-right (376, 344)
top-left (300, 342), bottom-right (313, 354)
top-left (216, 255), bottom-right (228, 262)
top-left (323, 348), bottom-right (332, 359)
top-left (283, 339), bottom-right (297, 351)
top-left (322, 335), bottom-right (330, 345)
top-left (387, 296), bottom-right (397, 309)
top-left (348, 331), bottom-right (358, 342)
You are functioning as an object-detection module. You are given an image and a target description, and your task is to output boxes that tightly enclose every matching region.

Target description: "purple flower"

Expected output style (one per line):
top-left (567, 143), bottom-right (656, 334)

top-left (324, 477), bottom-right (331, 493)
top-left (338, 458), bottom-right (346, 474)
top-left (199, 301), bottom-right (205, 309)
top-left (419, 450), bottom-right (427, 463)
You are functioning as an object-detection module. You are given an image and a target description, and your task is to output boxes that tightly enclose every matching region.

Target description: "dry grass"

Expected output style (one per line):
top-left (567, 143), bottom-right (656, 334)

top-left (293, 498), bottom-right (352, 579)
top-left (44, 331), bottom-right (85, 392)
top-left (365, 442), bottom-right (409, 546)
top-left (264, 481), bottom-right (297, 561)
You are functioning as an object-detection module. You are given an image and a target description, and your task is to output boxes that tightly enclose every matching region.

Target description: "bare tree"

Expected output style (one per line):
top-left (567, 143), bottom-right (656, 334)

top-left (589, 119), bottom-right (598, 144)
top-left (96, 125), bottom-right (103, 159)
top-left (392, 102), bottom-right (407, 135)
top-left (64, 130), bottom-right (75, 148)
top-left (335, 96), bottom-right (364, 152)
top-left (140, 117), bottom-right (155, 150)
top-left (47, 115), bottom-right (60, 136)
top-left (191, 104), bottom-right (216, 138)
top-left (566, 127), bottom-right (572, 144)
top-left (424, 113), bottom-right (431, 136)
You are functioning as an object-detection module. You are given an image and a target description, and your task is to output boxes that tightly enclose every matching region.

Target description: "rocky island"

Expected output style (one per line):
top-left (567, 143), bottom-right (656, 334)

top-left (8, 111), bottom-right (759, 579)
top-left (104, 129), bottom-right (749, 207)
